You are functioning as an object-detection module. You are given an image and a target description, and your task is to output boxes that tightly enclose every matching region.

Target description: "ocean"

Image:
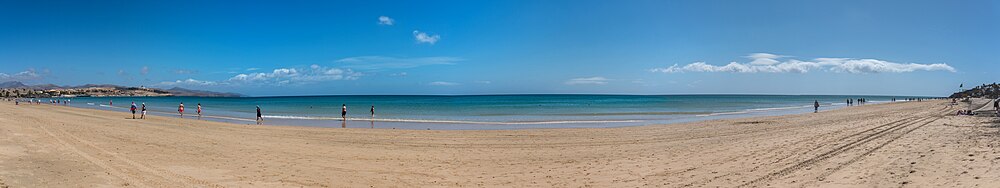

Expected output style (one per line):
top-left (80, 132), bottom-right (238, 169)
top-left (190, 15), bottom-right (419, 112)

top-left (41, 95), bottom-right (924, 130)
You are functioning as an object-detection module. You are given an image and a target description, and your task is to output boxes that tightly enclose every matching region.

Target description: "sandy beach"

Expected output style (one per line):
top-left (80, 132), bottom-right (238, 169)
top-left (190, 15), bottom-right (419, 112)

top-left (1, 100), bottom-right (999, 187)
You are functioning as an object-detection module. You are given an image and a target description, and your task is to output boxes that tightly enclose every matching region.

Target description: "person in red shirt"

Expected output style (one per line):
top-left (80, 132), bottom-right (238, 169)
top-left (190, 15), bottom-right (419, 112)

top-left (197, 103), bottom-right (202, 119)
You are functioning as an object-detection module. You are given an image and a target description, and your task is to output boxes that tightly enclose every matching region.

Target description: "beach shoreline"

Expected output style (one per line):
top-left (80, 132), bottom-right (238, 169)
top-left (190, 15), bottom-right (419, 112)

top-left (34, 95), bottom-right (916, 130)
top-left (2, 99), bottom-right (999, 187)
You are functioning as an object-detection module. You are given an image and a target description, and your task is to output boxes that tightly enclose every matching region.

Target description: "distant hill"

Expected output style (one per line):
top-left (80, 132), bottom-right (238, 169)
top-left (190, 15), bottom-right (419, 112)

top-left (30, 84), bottom-right (65, 90)
top-left (165, 87), bottom-right (244, 97)
top-left (0, 81), bottom-right (28, 88)
top-left (950, 83), bottom-right (1000, 99)
top-left (0, 81), bottom-right (243, 97)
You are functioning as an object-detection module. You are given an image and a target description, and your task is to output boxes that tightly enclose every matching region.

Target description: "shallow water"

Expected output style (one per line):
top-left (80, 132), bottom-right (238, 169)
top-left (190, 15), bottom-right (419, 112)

top-left (40, 95), bottom-right (923, 130)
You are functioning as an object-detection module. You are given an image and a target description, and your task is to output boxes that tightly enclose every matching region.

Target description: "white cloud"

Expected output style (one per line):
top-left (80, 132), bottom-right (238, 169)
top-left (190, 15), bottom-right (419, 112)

top-left (140, 66), bottom-right (150, 75)
top-left (565, 77), bottom-right (610, 85)
top-left (815, 58), bottom-right (957, 73)
top-left (246, 68), bottom-right (260, 71)
top-left (428, 81), bottom-right (459, 86)
top-left (746, 53), bottom-right (785, 65)
top-left (227, 65), bottom-right (360, 85)
top-left (157, 78), bottom-right (218, 86)
top-left (413, 30), bottom-right (440, 44)
top-left (475, 80), bottom-right (492, 84)
top-left (163, 56), bottom-right (461, 86)
top-left (173, 69), bottom-right (197, 74)
top-left (651, 53), bottom-right (956, 74)
top-left (746, 53), bottom-right (783, 60)
top-left (0, 69), bottom-right (41, 81)
top-left (335, 56), bottom-right (462, 69)
top-left (378, 16), bottom-right (394, 25)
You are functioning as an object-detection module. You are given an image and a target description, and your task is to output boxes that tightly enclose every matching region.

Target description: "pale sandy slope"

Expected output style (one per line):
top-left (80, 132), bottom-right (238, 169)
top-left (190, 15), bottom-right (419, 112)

top-left (1, 100), bottom-right (998, 187)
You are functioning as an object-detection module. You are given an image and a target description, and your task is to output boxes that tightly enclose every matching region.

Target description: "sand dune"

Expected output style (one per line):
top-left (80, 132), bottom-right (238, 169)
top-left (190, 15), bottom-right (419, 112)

top-left (1, 100), bottom-right (999, 187)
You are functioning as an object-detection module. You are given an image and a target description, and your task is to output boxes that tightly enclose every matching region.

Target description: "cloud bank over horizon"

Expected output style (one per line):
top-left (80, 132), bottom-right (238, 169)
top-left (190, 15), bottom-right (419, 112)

top-left (156, 56), bottom-right (460, 87)
top-left (0, 69), bottom-right (41, 82)
top-left (651, 53), bottom-right (956, 74)
top-left (565, 77), bottom-right (610, 85)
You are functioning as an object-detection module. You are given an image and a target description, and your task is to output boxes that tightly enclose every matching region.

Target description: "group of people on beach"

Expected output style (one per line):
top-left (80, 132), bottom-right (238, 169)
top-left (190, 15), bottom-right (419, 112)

top-left (128, 102), bottom-right (147, 119)
top-left (957, 109), bottom-right (977, 116)
top-left (846, 98), bottom-right (868, 106)
top-left (11, 98), bottom-right (69, 106)
top-left (254, 104), bottom-right (374, 126)
top-left (46, 99), bottom-right (69, 105)
top-left (173, 102), bottom-right (203, 118)
top-left (119, 100), bottom-right (201, 120)
top-left (119, 101), bottom-right (376, 126)
top-left (949, 98), bottom-right (1000, 116)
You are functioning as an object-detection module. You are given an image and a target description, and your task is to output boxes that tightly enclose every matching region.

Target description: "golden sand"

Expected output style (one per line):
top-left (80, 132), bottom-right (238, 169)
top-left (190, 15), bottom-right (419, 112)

top-left (0, 100), bottom-right (998, 187)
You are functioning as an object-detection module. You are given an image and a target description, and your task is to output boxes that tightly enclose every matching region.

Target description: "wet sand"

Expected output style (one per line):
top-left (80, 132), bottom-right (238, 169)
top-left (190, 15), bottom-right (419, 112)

top-left (1, 100), bottom-right (999, 187)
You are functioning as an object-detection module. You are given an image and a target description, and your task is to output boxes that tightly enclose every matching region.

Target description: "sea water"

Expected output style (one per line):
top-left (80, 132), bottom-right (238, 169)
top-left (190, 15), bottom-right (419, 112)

top-left (46, 95), bottom-right (923, 130)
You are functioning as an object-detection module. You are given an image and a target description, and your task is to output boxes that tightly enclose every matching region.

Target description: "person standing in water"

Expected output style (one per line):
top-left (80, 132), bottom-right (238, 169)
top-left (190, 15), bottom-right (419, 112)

top-left (370, 105), bottom-right (375, 119)
top-left (814, 100), bottom-right (820, 113)
top-left (197, 103), bottom-right (202, 119)
top-left (178, 102), bottom-right (185, 117)
top-left (140, 103), bottom-right (147, 119)
top-left (341, 104), bottom-right (347, 120)
top-left (130, 102), bottom-right (137, 119)
top-left (256, 105), bottom-right (263, 125)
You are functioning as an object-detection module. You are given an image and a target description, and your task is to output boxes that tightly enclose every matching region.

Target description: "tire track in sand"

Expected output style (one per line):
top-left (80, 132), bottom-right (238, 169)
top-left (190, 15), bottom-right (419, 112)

top-left (737, 107), bottom-right (949, 187)
top-left (57, 129), bottom-right (227, 188)
top-left (813, 112), bottom-right (946, 181)
top-left (35, 122), bottom-right (149, 187)
top-left (681, 116), bottom-right (925, 186)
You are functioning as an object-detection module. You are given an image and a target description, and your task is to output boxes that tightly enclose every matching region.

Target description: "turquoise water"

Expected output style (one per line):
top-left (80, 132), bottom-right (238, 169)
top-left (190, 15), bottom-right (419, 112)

top-left (43, 95), bottom-right (925, 130)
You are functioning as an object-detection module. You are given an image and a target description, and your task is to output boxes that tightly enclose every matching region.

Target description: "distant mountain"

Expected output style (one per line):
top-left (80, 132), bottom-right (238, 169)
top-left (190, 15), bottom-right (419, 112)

top-left (0, 81), bottom-right (243, 97)
top-left (165, 87), bottom-right (244, 97)
top-left (0, 81), bottom-right (28, 88)
top-left (30, 84), bottom-right (65, 90)
top-left (76, 84), bottom-right (125, 89)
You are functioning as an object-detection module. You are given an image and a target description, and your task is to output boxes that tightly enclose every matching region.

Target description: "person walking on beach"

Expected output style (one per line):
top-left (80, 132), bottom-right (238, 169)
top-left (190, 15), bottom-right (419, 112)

top-left (814, 100), bottom-right (820, 113)
top-left (130, 102), bottom-right (137, 119)
top-left (197, 103), bottom-right (202, 118)
top-left (178, 102), bottom-right (185, 117)
top-left (994, 99), bottom-right (999, 112)
top-left (847, 99), bottom-right (852, 106)
top-left (140, 103), bottom-right (146, 119)
top-left (256, 105), bottom-right (263, 125)
top-left (341, 104), bottom-right (347, 120)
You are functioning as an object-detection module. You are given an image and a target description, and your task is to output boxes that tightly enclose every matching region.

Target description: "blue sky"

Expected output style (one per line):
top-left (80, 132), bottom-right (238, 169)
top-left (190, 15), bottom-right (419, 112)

top-left (0, 0), bottom-right (997, 96)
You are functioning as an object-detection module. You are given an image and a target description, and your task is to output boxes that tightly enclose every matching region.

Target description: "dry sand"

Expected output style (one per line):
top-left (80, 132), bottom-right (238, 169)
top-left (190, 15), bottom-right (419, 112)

top-left (1, 100), bottom-right (999, 187)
